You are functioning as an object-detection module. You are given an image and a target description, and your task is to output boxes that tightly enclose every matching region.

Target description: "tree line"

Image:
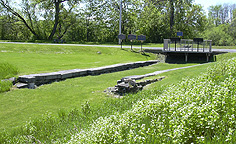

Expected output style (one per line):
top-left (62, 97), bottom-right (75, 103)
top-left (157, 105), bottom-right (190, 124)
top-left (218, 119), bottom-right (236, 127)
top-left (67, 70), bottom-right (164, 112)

top-left (0, 0), bottom-right (236, 45)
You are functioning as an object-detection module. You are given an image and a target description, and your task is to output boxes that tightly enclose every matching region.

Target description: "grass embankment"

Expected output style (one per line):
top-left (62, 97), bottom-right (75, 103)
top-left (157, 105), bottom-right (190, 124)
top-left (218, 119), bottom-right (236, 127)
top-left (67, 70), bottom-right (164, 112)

top-left (68, 53), bottom-right (236, 143)
top-left (1, 43), bottom-right (235, 143)
top-left (0, 63), bottom-right (212, 143)
top-left (1, 52), bottom-right (235, 143)
top-left (0, 43), bottom-right (205, 140)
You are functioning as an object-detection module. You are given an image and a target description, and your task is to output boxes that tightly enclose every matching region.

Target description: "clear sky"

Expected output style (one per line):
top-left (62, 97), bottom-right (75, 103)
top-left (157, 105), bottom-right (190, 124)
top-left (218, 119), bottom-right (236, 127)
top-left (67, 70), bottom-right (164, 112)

top-left (194, 0), bottom-right (235, 11)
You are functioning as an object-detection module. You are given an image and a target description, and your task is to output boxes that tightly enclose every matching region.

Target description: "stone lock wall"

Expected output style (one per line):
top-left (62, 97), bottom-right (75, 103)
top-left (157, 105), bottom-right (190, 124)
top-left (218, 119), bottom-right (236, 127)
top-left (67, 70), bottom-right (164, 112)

top-left (17, 60), bottom-right (159, 89)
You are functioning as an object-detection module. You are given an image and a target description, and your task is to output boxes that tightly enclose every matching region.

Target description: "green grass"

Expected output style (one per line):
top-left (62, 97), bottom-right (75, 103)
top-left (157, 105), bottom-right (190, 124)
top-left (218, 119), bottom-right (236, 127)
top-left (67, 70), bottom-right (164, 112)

top-left (0, 62), bottom-right (214, 143)
top-left (212, 45), bottom-right (236, 49)
top-left (1, 53), bottom-right (233, 143)
top-left (1, 40), bottom-right (236, 49)
top-left (0, 43), bottom-right (156, 75)
top-left (0, 62), bottom-right (18, 79)
top-left (0, 62), bottom-right (199, 131)
top-left (0, 43), bottom-right (199, 131)
top-left (0, 42), bottom-right (234, 143)
top-left (0, 62), bottom-right (18, 93)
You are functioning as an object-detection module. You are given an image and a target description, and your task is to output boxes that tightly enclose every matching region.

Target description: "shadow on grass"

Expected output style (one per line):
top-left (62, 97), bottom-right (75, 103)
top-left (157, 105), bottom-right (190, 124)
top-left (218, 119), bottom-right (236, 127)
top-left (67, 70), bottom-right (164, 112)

top-left (141, 52), bottom-right (150, 57)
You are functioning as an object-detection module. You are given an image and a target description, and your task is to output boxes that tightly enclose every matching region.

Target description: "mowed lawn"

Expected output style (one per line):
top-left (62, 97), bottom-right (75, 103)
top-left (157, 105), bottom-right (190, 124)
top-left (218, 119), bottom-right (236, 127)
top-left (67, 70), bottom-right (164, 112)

top-left (0, 43), bottom-right (209, 131)
top-left (0, 43), bottom-right (156, 75)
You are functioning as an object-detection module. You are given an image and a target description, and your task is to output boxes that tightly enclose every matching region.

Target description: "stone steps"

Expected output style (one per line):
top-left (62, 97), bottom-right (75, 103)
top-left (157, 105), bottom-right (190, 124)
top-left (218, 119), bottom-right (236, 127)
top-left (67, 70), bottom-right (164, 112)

top-left (17, 60), bottom-right (159, 89)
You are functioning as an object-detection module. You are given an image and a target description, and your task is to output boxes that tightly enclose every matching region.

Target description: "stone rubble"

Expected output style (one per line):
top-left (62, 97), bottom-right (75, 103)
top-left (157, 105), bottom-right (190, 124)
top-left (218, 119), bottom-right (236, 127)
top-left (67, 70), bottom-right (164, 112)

top-left (105, 76), bottom-right (165, 96)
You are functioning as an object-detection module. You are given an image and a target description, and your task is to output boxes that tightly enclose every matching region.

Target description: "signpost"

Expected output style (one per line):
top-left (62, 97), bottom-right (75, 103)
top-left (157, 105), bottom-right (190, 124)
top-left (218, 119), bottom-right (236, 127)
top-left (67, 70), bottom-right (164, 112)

top-left (128, 34), bottom-right (136, 51)
top-left (118, 34), bottom-right (126, 49)
top-left (177, 32), bottom-right (183, 37)
top-left (138, 35), bottom-right (146, 52)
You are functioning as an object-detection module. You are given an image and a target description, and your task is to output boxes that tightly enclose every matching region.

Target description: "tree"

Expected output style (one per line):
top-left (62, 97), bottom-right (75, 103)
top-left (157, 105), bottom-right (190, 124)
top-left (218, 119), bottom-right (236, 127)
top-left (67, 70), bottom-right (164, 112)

top-left (0, 0), bottom-right (80, 40)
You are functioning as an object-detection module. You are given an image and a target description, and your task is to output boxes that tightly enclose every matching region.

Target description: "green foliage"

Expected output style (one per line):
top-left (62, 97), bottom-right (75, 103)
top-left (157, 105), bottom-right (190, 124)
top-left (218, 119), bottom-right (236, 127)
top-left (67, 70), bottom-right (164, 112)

top-left (0, 84), bottom-right (165, 143)
top-left (0, 81), bottom-right (12, 93)
top-left (203, 4), bottom-right (236, 46)
top-left (1, 0), bottom-right (208, 43)
top-left (203, 24), bottom-right (235, 46)
top-left (68, 57), bottom-right (236, 143)
top-left (0, 62), bottom-right (18, 79)
top-left (0, 62), bottom-right (17, 93)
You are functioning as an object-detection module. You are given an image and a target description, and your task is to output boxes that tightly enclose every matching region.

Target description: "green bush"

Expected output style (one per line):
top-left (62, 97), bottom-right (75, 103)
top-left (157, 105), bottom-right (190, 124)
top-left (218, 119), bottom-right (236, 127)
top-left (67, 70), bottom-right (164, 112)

top-left (68, 57), bottom-right (236, 143)
top-left (0, 81), bottom-right (12, 93)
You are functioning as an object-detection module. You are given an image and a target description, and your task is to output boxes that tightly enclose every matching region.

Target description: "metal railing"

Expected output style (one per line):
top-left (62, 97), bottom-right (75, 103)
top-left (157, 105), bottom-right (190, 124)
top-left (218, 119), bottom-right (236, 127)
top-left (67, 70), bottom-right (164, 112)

top-left (163, 39), bottom-right (212, 53)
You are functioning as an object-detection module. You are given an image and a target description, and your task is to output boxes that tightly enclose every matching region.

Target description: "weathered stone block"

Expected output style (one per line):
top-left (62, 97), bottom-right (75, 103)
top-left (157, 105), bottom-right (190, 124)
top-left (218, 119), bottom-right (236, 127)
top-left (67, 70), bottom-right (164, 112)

top-left (35, 72), bottom-right (61, 81)
top-left (16, 83), bottom-right (29, 89)
top-left (58, 70), bottom-right (74, 79)
top-left (18, 74), bottom-right (37, 83)
top-left (72, 69), bottom-right (88, 77)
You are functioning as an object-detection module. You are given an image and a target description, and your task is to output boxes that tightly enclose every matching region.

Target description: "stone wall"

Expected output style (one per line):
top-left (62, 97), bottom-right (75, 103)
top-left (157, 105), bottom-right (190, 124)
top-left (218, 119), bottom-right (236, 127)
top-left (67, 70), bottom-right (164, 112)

top-left (17, 60), bottom-right (159, 89)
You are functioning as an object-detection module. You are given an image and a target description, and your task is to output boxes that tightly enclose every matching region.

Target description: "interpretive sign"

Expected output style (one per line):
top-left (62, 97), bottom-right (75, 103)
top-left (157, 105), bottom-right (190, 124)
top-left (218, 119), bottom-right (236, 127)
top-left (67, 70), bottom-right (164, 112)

top-left (128, 34), bottom-right (136, 40)
top-left (138, 35), bottom-right (146, 41)
top-left (177, 32), bottom-right (183, 37)
top-left (118, 34), bottom-right (126, 40)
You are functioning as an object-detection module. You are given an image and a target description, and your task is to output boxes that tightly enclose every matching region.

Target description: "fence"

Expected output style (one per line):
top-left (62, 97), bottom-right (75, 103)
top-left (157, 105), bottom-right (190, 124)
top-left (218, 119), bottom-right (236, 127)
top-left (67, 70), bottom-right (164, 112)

top-left (163, 39), bottom-right (212, 53)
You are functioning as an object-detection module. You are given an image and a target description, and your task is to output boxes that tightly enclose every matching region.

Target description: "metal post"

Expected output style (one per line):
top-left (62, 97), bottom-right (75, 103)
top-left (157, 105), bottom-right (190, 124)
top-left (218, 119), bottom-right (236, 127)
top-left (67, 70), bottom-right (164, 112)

top-left (131, 41), bottom-right (133, 51)
top-left (203, 40), bottom-right (205, 52)
top-left (119, 0), bottom-right (122, 44)
top-left (164, 39), bottom-right (169, 51)
top-left (209, 40), bottom-right (212, 52)
top-left (141, 41), bottom-right (143, 52)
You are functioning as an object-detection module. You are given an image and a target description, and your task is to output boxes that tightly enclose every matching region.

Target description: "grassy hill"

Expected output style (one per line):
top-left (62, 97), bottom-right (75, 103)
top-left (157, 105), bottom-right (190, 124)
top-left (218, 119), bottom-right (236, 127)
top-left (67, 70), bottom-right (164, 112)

top-left (1, 43), bottom-right (235, 143)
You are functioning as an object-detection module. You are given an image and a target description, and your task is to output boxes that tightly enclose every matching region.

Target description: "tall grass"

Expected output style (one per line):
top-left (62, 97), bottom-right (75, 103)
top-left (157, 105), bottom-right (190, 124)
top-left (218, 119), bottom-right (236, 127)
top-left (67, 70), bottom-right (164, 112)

top-left (0, 62), bottom-right (18, 80)
top-left (0, 85), bottom-right (165, 143)
top-left (0, 62), bottom-right (18, 93)
top-left (67, 57), bottom-right (236, 143)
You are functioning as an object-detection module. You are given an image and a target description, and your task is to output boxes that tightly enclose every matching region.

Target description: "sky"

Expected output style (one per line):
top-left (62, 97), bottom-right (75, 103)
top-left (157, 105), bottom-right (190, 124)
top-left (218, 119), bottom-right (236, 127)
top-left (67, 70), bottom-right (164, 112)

top-left (194, 0), bottom-right (235, 12)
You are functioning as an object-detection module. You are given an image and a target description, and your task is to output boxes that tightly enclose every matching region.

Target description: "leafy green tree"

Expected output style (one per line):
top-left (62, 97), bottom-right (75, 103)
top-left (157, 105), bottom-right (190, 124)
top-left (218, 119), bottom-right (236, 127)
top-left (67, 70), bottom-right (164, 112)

top-left (0, 0), bottom-right (80, 40)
